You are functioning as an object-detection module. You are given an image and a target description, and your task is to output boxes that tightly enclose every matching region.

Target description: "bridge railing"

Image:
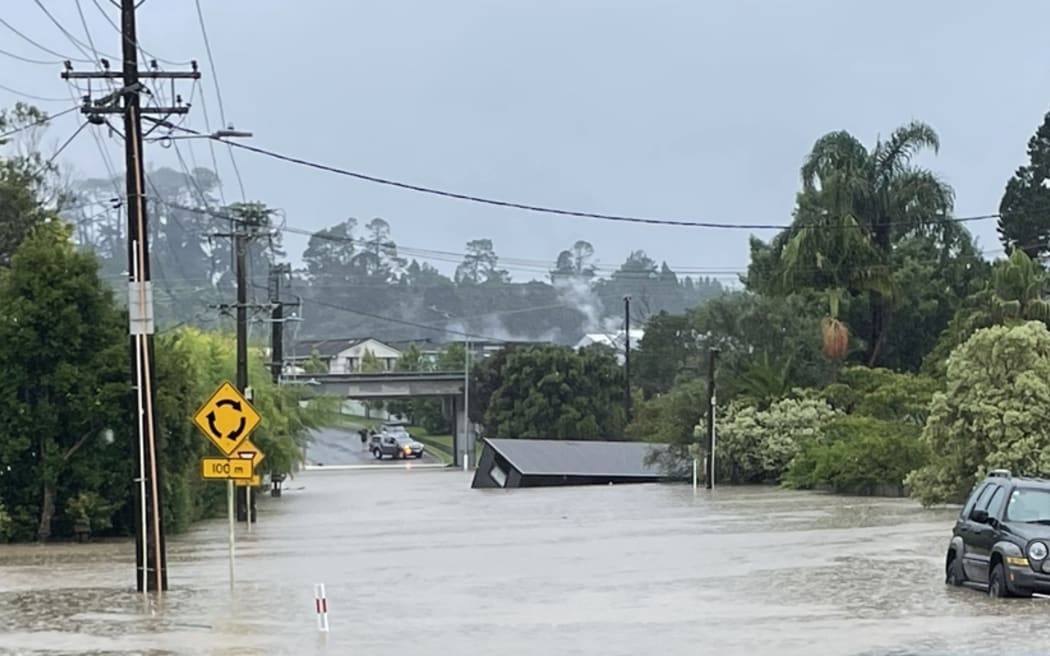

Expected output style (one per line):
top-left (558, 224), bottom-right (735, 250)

top-left (283, 371), bottom-right (466, 379)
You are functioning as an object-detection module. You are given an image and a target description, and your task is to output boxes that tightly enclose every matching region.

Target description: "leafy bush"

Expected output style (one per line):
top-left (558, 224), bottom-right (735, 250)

top-left (717, 397), bottom-right (838, 483)
top-left (783, 416), bottom-right (927, 495)
top-left (907, 321), bottom-right (1050, 505)
top-left (0, 499), bottom-right (12, 542)
top-left (65, 491), bottom-right (118, 531)
top-left (819, 366), bottom-right (938, 424)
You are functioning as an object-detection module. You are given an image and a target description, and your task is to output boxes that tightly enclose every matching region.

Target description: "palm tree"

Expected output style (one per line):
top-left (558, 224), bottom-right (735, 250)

top-left (974, 248), bottom-right (1050, 324)
top-left (778, 121), bottom-right (955, 365)
top-left (924, 248), bottom-right (1050, 375)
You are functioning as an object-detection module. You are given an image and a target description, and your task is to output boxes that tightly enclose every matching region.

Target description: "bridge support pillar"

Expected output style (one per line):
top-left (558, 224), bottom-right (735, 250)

top-left (449, 394), bottom-right (474, 469)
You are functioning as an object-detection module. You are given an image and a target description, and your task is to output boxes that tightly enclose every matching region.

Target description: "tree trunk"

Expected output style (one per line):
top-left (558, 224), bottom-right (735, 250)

top-left (866, 291), bottom-right (891, 367)
top-left (36, 480), bottom-right (55, 542)
top-left (867, 215), bottom-right (893, 367)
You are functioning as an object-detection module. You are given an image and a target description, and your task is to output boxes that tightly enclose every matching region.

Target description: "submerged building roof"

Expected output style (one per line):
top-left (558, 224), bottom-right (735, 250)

top-left (471, 438), bottom-right (667, 488)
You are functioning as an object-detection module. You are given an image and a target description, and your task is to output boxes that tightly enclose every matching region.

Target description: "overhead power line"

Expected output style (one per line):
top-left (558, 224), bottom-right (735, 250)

top-left (32, 0), bottom-right (103, 63)
top-left (301, 296), bottom-right (521, 343)
top-left (0, 47), bottom-right (64, 66)
top-left (89, 0), bottom-right (193, 66)
top-left (151, 120), bottom-right (1000, 231)
top-left (0, 17), bottom-right (93, 63)
top-left (0, 82), bottom-right (71, 103)
top-left (0, 105), bottom-right (80, 140)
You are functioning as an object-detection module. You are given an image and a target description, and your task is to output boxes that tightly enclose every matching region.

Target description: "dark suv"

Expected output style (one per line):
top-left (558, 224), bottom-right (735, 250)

top-left (946, 469), bottom-right (1050, 598)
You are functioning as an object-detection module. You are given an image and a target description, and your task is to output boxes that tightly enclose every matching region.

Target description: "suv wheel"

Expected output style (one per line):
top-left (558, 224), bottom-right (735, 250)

top-left (372, 449), bottom-right (382, 460)
top-left (988, 562), bottom-right (1011, 598)
top-left (945, 552), bottom-right (965, 586)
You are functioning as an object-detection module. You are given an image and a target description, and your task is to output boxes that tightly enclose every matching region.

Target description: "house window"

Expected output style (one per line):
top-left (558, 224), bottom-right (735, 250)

top-left (490, 462), bottom-right (508, 488)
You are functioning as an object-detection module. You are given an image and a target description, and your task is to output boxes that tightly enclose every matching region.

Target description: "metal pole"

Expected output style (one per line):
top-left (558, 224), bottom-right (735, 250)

top-left (227, 479), bottom-right (235, 586)
top-left (464, 339), bottom-right (470, 469)
top-left (132, 244), bottom-right (147, 596)
top-left (623, 296), bottom-right (632, 424)
top-left (246, 485), bottom-right (252, 534)
top-left (705, 348), bottom-right (719, 490)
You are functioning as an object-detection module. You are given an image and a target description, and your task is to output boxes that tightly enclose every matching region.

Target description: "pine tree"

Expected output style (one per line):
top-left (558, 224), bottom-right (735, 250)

top-left (999, 110), bottom-right (1050, 261)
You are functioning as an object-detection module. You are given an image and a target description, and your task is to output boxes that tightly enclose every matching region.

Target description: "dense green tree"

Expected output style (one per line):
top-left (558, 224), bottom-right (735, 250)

top-left (625, 378), bottom-right (707, 446)
top-left (748, 121), bottom-right (955, 366)
top-left (468, 344), bottom-right (518, 426)
top-left (483, 345), bottom-right (625, 439)
top-left (303, 218), bottom-right (357, 286)
top-left (818, 366), bottom-right (939, 424)
top-left (908, 321), bottom-right (1050, 505)
top-left (784, 415), bottom-right (927, 495)
top-left (0, 218), bottom-right (335, 542)
top-left (551, 240), bottom-right (597, 282)
top-left (632, 312), bottom-right (697, 397)
top-left (455, 239), bottom-right (509, 285)
top-left (783, 367), bottom-right (936, 494)
top-left (355, 218), bottom-right (405, 283)
top-left (876, 231), bottom-right (987, 371)
top-left (0, 221), bottom-right (127, 540)
top-left (633, 292), bottom-right (836, 401)
top-left (925, 249), bottom-right (1049, 375)
top-left (153, 327), bottom-right (338, 531)
top-left (998, 109), bottom-right (1050, 260)
top-left (0, 104), bottom-right (64, 265)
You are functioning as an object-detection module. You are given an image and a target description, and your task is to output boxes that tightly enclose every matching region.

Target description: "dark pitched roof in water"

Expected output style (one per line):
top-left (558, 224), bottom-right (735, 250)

top-left (486, 438), bottom-right (665, 477)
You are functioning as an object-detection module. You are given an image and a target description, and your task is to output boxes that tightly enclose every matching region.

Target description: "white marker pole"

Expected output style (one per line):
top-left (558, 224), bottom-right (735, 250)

top-left (710, 396), bottom-right (717, 489)
top-left (692, 458), bottom-right (698, 490)
top-left (227, 479), bottom-right (235, 586)
top-left (314, 583), bottom-right (330, 632)
top-left (246, 484), bottom-right (252, 534)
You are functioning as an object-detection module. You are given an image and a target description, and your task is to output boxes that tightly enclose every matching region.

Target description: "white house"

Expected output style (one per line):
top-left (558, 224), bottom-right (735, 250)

top-left (574, 329), bottom-right (644, 365)
top-left (286, 337), bottom-right (403, 373)
top-left (329, 338), bottom-right (402, 373)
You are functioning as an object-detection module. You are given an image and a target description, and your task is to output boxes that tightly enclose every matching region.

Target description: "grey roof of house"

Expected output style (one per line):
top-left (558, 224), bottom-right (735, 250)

top-left (485, 438), bottom-right (665, 477)
top-left (386, 338), bottom-right (441, 351)
top-left (291, 338), bottom-right (368, 358)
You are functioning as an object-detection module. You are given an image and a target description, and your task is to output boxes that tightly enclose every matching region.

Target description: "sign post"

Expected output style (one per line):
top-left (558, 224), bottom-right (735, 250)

top-left (191, 381), bottom-right (264, 587)
top-left (235, 439), bottom-right (266, 533)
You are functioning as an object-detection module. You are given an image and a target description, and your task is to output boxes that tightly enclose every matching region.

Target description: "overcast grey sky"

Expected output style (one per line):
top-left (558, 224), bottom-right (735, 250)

top-left (3, 0), bottom-right (1050, 285)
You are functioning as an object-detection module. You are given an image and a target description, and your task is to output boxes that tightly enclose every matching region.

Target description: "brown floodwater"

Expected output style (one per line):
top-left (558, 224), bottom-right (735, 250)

top-left (1, 468), bottom-right (1047, 656)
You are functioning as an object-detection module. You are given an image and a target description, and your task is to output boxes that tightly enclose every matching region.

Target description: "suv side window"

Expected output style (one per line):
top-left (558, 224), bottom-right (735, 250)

top-left (962, 483), bottom-right (992, 518)
top-left (983, 485), bottom-right (1007, 520)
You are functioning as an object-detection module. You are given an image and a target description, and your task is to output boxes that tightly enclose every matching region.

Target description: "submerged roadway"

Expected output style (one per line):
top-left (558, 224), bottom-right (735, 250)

top-left (2, 469), bottom-right (1049, 655)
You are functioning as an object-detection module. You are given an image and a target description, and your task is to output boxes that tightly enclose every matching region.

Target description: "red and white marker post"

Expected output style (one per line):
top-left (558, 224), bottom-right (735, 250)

top-left (314, 583), bottom-right (330, 632)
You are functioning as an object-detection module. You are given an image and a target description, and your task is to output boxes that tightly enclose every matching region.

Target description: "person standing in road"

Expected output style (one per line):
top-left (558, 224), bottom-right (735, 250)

top-left (359, 428), bottom-right (368, 452)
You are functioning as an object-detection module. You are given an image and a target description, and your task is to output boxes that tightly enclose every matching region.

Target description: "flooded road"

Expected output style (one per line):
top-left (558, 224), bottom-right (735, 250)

top-left (1, 469), bottom-right (1047, 655)
top-left (304, 426), bottom-right (443, 467)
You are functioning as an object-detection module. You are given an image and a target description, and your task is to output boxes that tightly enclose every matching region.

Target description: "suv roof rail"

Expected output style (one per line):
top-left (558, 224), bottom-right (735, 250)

top-left (988, 469), bottom-right (1012, 478)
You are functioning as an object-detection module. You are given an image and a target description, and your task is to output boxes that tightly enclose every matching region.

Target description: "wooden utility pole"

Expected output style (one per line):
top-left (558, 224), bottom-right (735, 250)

top-left (62, 0), bottom-right (200, 593)
top-left (210, 204), bottom-right (273, 524)
top-left (267, 264), bottom-right (293, 384)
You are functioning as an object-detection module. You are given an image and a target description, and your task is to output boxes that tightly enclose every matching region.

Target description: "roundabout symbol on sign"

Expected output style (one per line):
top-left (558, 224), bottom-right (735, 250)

top-left (192, 381), bottom-right (261, 456)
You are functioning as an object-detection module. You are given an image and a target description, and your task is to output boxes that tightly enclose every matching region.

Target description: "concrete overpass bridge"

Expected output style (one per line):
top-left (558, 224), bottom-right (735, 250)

top-left (281, 372), bottom-right (474, 466)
